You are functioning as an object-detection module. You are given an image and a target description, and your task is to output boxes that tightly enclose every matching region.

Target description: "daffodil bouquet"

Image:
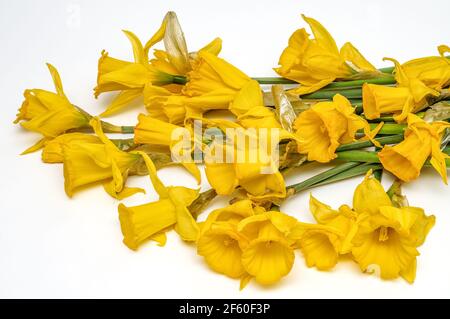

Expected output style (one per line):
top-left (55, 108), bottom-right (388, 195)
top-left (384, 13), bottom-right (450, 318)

top-left (15, 11), bottom-right (450, 288)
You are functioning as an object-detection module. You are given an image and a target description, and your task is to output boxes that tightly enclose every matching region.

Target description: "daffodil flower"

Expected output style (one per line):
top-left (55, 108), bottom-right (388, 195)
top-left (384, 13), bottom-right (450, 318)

top-left (289, 171), bottom-right (400, 272)
top-left (237, 211), bottom-right (298, 285)
top-left (293, 94), bottom-right (380, 163)
top-left (14, 64), bottom-right (91, 153)
top-left (96, 11), bottom-right (223, 117)
top-left (118, 151), bottom-right (200, 250)
top-left (42, 133), bottom-right (101, 163)
top-left (62, 118), bottom-right (143, 199)
top-left (363, 58), bottom-right (440, 122)
top-left (378, 113), bottom-right (450, 183)
top-left (350, 172), bottom-right (434, 283)
top-left (275, 14), bottom-right (378, 95)
top-left (352, 205), bottom-right (435, 283)
top-left (134, 113), bottom-right (201, 183)
top-left (402, 45), bottom-right (450, 91)
top-left (231, 80), bottom-right (283, 129)
top-left (197, 200), bottom-right (262, 280)
top-left (144, 50), bottom-right (252, 124)
top-left (203, 123), bottom-right (288, 199)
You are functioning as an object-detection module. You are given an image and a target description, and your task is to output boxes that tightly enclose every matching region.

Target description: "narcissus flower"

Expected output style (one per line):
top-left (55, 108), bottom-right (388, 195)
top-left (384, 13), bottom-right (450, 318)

top-left (204, 121), bottom-right (289, 199)
top-left (352, 205), bottom-right (435, 283)
top-left (294, 94), bottom-right (380, 163)
top-left (275, 14), bottom-right (378, 95)
top-left (197, 200), bottom-right (262, 279)
top-left (238, 211), bottom-right (298, 285)
top-left (183, 51), bottom-right (251, 97)
top-left (289, 222), bottom-right (343, 271)
top-left (42, 133), bottom-right (101, 163)
top-left (14, 64), bottom-right (91, 153)
top-left (95, 31), bottom-right (176, 116)
top-left (289, 173), bottom-right (392, 270)
top-left (62, 118), bottom-right (143, 199)
top-left (231, 80), bottom-right (282, 129)
top-left (288, 195), bottom-right (359, 271)
top-left (351, 172), bottom-right (434, 283)
top-left (118, 152), bottom-right (199, 249)
top-left (144, 50), bottom-right (252, 124)
top-left (363, 58), bottom-right (440, 122)
top-left (134, 113), bottom-right (201, 183)
top-left (379, 114), bottom-right (450, 183)
top-left (96, 11), bottom-right (223, 117)
top-left (402, 45), bottom-right (450, 91)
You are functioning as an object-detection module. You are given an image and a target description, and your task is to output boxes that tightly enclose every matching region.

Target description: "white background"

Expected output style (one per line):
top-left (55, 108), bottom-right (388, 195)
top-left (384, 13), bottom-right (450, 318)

top-left (1, 0), bottom-right (449, 298)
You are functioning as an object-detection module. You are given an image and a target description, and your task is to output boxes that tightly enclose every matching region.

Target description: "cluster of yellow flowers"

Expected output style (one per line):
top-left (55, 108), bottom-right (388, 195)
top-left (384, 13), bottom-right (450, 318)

top-left (14, 11), bottom-right (449, 288)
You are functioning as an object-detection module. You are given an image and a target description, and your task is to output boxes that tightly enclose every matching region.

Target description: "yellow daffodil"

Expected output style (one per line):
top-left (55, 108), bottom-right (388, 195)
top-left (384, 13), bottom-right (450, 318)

top-left (363, 58), bottom-right (440, 122)
top-left (62, 118), bottom-right (143, 199)
top-left (288, 195), bottom-right (359, 271)
top-left (350, 172), bottom-right (434, 283)
top-left (183, 51), bottom-right (251, 97)
top-left (197, 200), bottom-right (262, 279)
top-left (353, 171), bottom-right (393, 215)
top-left (95, 31), bottom-right (176, 117)
top-left (275, 14), bottom-right (378, 95)
top-left (144, 85), bottom-right (236, 124)
top-left (362, 83), bottom-right (412, 120)
top-left (352, 205), bottom-right (435, 283)
top-left (231, 80), bottom-right (282, 129)
top-left (237, 211), bottom-right (298, 285)
top-left (294, 94), bottom-right (379, 163)
top-left (289, 222), bottom-right (343, 271)
top-left (378, 113), bottom-right (450, 183)
top-left (308, 197), bottom-right (359, 254)
top-left (14, 64), bottom-right (91, 153)
top-left (118, 151), bottom-right (199, 249)
top-left (96, 11), bottom-right (223, 117)
top-left (144, 50), bottom-right (252, 124)
top-left (134, 113), bottom-right (201, 183)
top-left (42, 133), bottom-right (101, 163)
top-left (204, 123), bottom-right (287, 199)
top-left (402, 45), bottom-right (450, 91)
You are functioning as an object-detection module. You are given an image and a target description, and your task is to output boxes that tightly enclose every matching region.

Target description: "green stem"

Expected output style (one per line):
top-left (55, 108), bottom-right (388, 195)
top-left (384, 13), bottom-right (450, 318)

top-left (336, 150), bottom-right (380, 163)
top-left (336, 134), bottom-right (404, 152)
top-left (100, 121), bottom-right (135, 134)
top-left (252, 77), bottom-right (297, 85)
top-left (368, 123), bottom-right (406, 135)
top-left (301, 88), bottom-right (362, 100)
top-left (287, 162), bottom-right (360, 194)
top-left (321, 76), bottom-right (395, 90)
top-left (336, 150), bottom-right (450, 167)
top-left (312, 163), bottom-right (382, 188)
top-left (373, 167), bottom-right (383, 181)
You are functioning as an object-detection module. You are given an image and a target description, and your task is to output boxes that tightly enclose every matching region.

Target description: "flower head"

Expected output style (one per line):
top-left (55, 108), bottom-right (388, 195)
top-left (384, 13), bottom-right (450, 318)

top-left (96, 11), bottom-right (223, 117)
top-left (197, 200), bottom-right (261, 279)
top-left (363, 58), bottom-right (440, 122)
top-left (294, 94), bottom-right (373, 162)
top-left (118, 151), bottom-right (200, 249)
top-left (352, 205), bottom-right (435, 283)
top-left (15, 64), bottom-right (91, 153)
top-left (134, 113), bottom-right (201, 183)
top-left (378, 114), bottom-right (450, 183)
top-left (204, 121), bottom-right (288, 199)
top-left (402, 45), bottom-right (450, 91)
top-left (62, 118), bottom-right (143, 199)
top-left (237, 211), bottom-right (298, 285)
top-left (275, 15), bottom-right (377, 95)
top-left (42, 133), bottom-right (101, 163)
